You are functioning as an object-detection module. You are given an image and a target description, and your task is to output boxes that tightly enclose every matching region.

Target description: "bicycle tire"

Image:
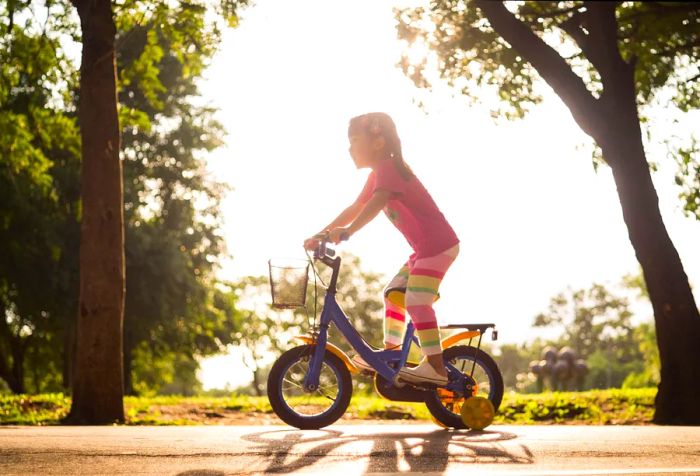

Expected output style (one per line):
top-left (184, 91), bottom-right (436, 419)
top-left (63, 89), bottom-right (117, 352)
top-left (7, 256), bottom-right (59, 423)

top-left (267, 345), bottom-right (353, 429)
top-left (424, 345), bottom-right (503, 429)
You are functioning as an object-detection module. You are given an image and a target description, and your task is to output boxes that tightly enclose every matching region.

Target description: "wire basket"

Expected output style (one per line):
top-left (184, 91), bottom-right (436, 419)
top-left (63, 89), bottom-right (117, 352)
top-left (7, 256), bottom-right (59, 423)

top-left (268, 258), bottom-right (310, 309)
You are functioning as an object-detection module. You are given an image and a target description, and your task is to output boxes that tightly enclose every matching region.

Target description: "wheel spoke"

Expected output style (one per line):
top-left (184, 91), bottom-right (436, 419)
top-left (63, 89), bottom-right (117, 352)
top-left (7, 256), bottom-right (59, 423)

top-left (282, 377), bottom-right (303, 390)
top-left (281, 357), bottom-right (342, 417)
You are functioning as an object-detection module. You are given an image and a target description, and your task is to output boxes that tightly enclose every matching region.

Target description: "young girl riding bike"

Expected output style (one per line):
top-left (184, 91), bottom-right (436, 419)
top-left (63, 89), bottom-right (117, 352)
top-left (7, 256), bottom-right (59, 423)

top-left (304, 112), bottom-right (460, 386)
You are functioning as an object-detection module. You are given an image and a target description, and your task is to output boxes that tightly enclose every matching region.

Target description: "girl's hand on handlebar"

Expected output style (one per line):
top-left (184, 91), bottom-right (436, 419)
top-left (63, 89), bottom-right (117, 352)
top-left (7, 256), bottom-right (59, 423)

top-left (303, 237), bottom-right (319, 251)
top-left (303, 232), bottom-right (328, 251)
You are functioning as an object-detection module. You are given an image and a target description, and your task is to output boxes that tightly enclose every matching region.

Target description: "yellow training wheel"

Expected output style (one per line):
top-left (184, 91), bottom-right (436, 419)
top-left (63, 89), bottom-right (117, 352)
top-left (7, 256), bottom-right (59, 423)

top-left (460, 396), bottom-right (495, 430)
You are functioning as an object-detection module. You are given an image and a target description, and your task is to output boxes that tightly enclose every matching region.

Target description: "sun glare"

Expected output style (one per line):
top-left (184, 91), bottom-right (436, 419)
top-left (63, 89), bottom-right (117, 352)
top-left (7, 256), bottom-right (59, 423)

top-left (197, 0), bottom-right (700, 391)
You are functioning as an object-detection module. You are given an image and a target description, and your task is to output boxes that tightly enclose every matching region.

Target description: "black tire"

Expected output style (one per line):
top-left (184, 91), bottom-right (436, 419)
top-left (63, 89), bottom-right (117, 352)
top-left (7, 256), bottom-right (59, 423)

top-left (424, 345), bottom-right (504, 429)
top-left (267, 345), bottom-right (353, 429)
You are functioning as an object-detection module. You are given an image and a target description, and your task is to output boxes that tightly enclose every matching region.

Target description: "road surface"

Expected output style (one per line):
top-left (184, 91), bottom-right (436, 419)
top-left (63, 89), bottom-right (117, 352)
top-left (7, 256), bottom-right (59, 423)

top-left (2, 424), bottom-right (700, 475)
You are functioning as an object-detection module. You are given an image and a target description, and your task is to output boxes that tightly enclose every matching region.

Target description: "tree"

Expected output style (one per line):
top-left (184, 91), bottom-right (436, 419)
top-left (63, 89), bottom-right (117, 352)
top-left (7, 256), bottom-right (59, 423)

top-left (622, 322), bottom-right (660, 388)
top-left (533, 283), bottom-right (644, 389)
top-left (115, 2), bottom-right (238, 395)
top-left (0, 3), bottom-right (81, 394)
top-left (0, 0), bottom-right (246, 399)
top-left (397, 1), bottom-right (700, 424)
top-left (66, 0), bottom-right (125, 424)
top-left (64, 0), bottom-right (248, 422)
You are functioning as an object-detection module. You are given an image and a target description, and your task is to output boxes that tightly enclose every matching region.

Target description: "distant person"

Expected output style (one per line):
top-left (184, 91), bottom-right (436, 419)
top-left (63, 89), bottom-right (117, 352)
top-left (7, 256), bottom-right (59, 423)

top-left (303, 112), bottom-right (460, 385)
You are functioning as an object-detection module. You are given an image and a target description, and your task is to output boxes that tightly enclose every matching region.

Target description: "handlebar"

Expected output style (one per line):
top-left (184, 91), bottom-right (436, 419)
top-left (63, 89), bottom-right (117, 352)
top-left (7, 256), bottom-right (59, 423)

top-left (307, 233), bottom-right (345, 294)
top-left (314, 239), bottom-right (335, 259)
top-left (309, 232), bottom-right (349, 260)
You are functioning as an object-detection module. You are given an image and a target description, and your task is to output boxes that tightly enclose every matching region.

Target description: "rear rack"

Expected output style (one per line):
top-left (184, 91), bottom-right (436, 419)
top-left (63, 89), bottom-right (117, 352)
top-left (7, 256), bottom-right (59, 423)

top-left (440, 323), bottom-right (498, 340)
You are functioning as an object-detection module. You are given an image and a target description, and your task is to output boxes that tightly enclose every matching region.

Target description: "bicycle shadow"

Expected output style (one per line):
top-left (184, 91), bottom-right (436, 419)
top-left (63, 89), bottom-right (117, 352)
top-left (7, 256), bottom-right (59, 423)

top-left (237, 425), bottom-right (533, 474)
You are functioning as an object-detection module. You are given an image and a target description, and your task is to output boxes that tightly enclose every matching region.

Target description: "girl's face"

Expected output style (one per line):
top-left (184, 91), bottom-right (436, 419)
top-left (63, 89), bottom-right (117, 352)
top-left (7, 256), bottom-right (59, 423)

top-left (348, 131), bottom-right (384, 169)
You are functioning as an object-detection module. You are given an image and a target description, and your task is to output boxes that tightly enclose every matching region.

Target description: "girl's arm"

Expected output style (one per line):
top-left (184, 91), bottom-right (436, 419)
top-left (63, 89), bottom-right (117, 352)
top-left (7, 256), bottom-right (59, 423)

top-left (304, 199), bottom-right (365, 250)
top-left (328, 190), bottom-right (391, 243)
top-left (317, 200), bottom-right (364, 234)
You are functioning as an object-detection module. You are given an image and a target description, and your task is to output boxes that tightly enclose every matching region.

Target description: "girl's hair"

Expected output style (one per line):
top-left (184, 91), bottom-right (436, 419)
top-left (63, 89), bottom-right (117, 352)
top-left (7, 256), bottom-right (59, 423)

top-left (348, 112), bottom-right (414, 180)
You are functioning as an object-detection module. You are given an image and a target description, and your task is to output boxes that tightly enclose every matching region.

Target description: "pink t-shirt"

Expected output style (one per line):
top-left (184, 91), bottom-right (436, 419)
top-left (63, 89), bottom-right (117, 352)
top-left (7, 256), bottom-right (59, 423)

top-left (357, 159), bottom-right (459, 258)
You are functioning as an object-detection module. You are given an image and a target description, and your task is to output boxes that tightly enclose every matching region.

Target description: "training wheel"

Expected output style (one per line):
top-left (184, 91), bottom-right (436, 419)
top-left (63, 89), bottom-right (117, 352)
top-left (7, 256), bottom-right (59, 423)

top-left (460, 396), bottom-right (495, 430)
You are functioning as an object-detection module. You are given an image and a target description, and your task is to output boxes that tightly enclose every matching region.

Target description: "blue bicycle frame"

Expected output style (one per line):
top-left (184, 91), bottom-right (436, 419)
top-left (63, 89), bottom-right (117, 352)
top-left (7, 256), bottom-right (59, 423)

top-left (302, 241), bottom-right (469, 394)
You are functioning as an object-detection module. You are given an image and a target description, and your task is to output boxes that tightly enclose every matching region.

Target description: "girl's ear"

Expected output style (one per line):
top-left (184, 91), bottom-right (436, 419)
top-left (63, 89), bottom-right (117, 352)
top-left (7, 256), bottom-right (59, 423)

top-left (372, 135), bottom-right (386, 152)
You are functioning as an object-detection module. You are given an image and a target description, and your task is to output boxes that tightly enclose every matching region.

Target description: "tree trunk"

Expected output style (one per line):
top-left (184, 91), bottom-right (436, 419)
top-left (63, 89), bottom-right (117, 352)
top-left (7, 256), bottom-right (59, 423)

top-left (596, 57), bottom-right (700, 425)
top-left (603, 132), bottom-right (700, 424)
top-left (62, 316), bottom-right (76, 390)
top-left (0, 315), bottom-right (26, 394)
top-left (251, 367), bottom-right (263, 397)
top-left (0, 348), bottom-right (26, 394)
top-left (10, 339), bottom-right (27, 394)
top-left (66, 0), bottom-right (125, 424)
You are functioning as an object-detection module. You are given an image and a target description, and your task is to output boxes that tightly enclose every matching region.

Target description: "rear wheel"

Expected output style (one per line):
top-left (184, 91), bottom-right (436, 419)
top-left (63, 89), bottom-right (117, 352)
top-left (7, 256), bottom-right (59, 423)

top-left (267, 345), bottom-right (353, 429)
top-left (424, 345), bottom-right (503, 429)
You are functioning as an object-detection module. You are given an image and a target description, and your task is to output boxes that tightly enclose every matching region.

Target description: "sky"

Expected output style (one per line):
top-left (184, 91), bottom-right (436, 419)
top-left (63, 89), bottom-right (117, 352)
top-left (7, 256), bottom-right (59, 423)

top-left (197, 0), bottom-right (700, 390)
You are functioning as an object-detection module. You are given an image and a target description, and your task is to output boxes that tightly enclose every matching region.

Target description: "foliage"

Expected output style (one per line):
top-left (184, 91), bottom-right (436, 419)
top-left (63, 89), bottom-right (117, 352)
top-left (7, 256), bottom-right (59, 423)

top-left (0, 393), bottom-right (71, 425)
top-left (114, 1), bottom-right (245, 394)
top-left (622, 322), bottom-right (660, 389)
top-left (395, 1), bottom-right (700, 211)
top-left (493, 341), bottom-right (544, 393)
top-left (1, 388), bottom-right (657, 425)
top-left (672, 135), bottom-right (700, 220)
top-left (492, 276), bottom-right (658, 393)
top-left (496, 388), bottom-right (656, 425)
top-left (0, 0), bottom-right (82, 394)
top-left (533, 283), bottom-right (638, 362)
top-left (0, 0), bottom-right (249, 395)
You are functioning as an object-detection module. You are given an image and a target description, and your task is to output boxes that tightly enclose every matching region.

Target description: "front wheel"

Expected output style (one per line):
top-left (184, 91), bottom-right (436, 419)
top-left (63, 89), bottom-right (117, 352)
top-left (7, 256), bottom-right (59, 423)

top-left (267, 345), bottom-right (353, 429)
top-left (424, 345), bottom-right (503, 429)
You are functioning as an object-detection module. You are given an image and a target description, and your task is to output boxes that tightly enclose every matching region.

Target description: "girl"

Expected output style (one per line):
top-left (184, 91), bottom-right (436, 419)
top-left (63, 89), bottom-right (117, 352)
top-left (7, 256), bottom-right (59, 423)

top-left (304, 112), bottom-right (459, 385)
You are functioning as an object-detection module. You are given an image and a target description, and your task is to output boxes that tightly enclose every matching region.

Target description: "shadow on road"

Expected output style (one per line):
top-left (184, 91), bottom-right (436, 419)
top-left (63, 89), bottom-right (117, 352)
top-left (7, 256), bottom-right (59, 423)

top-left (219, 427), bottom-right (534, 474)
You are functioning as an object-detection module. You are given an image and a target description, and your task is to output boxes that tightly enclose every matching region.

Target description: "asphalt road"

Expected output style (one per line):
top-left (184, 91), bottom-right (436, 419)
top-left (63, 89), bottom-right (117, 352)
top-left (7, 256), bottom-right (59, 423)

top-left (1, 424), bottom-right (700, 475)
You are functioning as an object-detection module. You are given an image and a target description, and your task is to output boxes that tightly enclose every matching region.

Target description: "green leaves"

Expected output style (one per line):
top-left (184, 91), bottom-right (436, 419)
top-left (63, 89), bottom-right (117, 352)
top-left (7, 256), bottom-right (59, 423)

top-left (0, 113), bottom-right (53, 191)
top-left (672, 136), bottom-right (700, 219)
top-left (397, 2), bottom-right (700, 114)
top-left (396, 1), bottom-right (700, 221)
top-left (0, 0), bottom-right (250, 395)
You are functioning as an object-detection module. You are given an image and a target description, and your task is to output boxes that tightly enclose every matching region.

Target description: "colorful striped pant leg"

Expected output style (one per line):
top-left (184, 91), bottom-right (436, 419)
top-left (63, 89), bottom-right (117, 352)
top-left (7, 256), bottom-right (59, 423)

top-left (383, 264), bottom-right (410, 348)
top-left (405, 244), bottom-right (460, 356)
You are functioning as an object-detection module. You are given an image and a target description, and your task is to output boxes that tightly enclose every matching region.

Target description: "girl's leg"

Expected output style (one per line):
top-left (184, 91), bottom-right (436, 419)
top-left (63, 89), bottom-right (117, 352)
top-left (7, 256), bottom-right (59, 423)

top-left (405, 244), bottom-right (460, 375)
top-left (383, 264), bottom-right (409, 349)
top-left (352, 263), bottom-right (410, 372)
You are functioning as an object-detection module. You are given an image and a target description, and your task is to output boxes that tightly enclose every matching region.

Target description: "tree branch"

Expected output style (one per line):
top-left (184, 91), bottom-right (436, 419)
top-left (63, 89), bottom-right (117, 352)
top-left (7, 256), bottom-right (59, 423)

top-left (557, 11), bottom-right (610, 75)
top-left (473, 0), bottom-right (602, 138)
top-left (585, 1), bottom-right (632, 91)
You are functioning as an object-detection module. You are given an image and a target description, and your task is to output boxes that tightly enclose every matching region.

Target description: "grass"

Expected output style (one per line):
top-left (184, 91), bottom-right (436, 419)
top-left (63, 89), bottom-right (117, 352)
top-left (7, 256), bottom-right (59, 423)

top-left (0, 388), bottom-right (657, 426)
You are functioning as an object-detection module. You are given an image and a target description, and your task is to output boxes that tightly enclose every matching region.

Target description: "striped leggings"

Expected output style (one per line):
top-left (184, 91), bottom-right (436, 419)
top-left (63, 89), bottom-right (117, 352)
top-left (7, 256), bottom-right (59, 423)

top-left (383, 244), bottom-right (459, 356)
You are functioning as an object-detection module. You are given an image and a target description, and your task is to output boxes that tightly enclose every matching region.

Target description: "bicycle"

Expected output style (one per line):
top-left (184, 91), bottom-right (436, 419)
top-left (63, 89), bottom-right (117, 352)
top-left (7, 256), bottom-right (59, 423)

top-left (266, 236), bottom-right (504, 430)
